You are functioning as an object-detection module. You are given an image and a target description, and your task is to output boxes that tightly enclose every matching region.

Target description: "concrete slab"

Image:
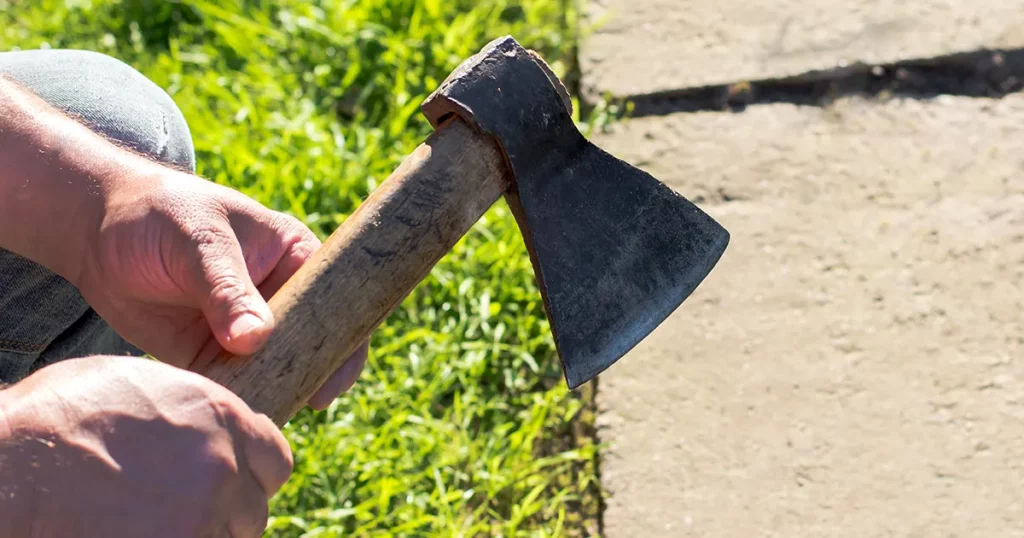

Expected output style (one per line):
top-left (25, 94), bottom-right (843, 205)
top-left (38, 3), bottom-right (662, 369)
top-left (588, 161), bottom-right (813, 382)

top-left (580, 0), bottom-right (1024, 97)
top-left (595, 94), bottom-right (1024, 537)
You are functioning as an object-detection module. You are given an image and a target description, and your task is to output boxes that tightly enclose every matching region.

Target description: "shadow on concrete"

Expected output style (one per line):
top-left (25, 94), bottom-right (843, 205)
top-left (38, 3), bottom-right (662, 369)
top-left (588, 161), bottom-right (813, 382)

top-left (622, 48), bottom-right (1024, 117)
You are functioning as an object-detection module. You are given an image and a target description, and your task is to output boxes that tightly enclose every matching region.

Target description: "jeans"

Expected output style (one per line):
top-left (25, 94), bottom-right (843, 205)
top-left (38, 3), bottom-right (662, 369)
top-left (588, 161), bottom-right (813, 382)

top-left (0, 49), bottom-right (196, 383)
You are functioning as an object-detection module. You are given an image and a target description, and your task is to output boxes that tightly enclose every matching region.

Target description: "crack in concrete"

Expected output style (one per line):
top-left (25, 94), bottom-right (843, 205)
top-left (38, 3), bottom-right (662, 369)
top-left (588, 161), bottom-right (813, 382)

top-left (617, 48), bottom-right (1024, 117)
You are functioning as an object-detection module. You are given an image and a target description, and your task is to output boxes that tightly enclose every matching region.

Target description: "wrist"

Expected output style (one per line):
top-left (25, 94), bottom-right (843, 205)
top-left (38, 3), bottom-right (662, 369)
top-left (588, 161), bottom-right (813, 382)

top-left (0, 76), bottom-right (163, 286)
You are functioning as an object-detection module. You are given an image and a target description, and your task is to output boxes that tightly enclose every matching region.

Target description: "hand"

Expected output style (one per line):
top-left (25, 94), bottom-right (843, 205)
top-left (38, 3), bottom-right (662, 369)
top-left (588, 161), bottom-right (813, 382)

top-left (76, 167), bottom-right (365, 409)
top-left (0, 76), bottom-right (362, 408)
top-left (0, 356), bottom-right (291, 537)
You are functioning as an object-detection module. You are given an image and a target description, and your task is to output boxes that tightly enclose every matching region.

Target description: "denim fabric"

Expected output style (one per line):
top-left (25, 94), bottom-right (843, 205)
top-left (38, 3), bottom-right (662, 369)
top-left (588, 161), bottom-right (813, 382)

top-left (0, 49), bottom-right (196, 383)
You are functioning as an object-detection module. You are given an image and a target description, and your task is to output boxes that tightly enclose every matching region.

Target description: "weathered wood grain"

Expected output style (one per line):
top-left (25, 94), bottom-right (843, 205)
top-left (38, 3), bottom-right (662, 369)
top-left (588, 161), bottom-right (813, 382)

top-left (195, 117), bottom-right (507, 426)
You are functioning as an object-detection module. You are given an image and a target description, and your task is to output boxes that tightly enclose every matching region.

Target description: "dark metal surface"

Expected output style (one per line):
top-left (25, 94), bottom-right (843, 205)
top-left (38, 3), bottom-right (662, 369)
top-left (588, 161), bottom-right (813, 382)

top-left (422, 36), bottom-right (730, 389)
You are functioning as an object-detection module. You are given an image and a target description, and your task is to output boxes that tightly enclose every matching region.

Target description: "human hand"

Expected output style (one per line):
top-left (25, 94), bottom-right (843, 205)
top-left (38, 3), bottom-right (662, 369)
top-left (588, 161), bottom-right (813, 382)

top-left (76, 166), bottom-right (365, 409)
top-left (0, 356), bottom-right (291, 537)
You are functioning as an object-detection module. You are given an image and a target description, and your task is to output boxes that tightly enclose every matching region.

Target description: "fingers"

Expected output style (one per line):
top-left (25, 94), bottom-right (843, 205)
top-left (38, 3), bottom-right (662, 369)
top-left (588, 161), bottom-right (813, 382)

top-left (255, 219), bottom-right (321, 300)
top-left (239, 412), bottom-right (293, 497)
top-left (227, 470), bottom-right (271, 538)
top-left (217, 392), bottom-right (290, 538)
top-left (191, 226), bottom-right (275, 356)
top-left (308, 341), bottom-right (369, 411)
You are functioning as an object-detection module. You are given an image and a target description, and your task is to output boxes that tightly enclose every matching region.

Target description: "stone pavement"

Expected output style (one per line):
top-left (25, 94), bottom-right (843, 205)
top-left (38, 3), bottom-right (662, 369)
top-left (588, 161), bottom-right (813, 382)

top-left (584, 3), bottom-right (1024, 537)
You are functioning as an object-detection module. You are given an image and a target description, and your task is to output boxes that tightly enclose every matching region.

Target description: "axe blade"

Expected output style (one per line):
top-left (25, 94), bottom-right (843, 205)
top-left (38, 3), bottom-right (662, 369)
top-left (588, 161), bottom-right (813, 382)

top-left (422, 36), bottom-right (729, 389)
top-left (508, 144), bottom-right (729, 389)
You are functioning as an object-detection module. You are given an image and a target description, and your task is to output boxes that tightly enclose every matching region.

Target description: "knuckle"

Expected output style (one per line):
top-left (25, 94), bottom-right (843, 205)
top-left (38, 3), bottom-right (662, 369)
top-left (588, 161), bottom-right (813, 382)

top-left (275, 212), bottom-right (304, 230)
top-left (280, 216), bottom-right (322, 259)
top-left (276, 439), bottom-right (295, 477)
top-left (187, 225), bottom-right (245, 286)
top-left (189, 223), bottom-right (234, 251)
top-left (283, 439), bottom-right (295, 472)
top-left (221, 185), bottom-right (261, 207)
top-left (206, 272), bottom-right (248, 306)
top-left (272, 211), bottom-right (314, 238)
top-left (278, 215), bottom-right (317, 242)
top-left (157, 185), bottom-right (222, 235)
top-left (200, 392), bottom-right (250, 443)
top-left (205, 387), bottom-right (247, 424)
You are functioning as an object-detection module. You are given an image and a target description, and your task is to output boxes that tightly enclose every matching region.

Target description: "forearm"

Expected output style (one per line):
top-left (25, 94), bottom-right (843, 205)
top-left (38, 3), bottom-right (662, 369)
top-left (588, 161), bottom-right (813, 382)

top-left (0, 75), bottom-right (160, 284)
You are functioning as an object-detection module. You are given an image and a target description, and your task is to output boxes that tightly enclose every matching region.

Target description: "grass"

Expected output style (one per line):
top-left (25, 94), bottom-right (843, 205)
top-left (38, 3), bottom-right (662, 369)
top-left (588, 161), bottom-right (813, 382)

top-left (1, 0), bottom-right (613, 535)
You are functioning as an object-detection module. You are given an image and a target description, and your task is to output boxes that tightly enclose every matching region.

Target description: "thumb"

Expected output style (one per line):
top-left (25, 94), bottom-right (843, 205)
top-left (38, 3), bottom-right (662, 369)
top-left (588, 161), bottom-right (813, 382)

top-left (192, 227), bottom-right (275, 356)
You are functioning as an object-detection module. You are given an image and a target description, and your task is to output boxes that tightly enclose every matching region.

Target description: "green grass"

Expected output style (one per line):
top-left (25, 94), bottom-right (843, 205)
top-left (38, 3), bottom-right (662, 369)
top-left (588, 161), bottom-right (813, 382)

top-left (1, 0), bottom-right (609, 535)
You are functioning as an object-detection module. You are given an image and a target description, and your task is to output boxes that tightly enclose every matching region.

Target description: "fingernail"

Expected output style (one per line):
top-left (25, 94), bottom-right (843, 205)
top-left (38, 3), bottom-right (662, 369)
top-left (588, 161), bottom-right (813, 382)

top-left (229, 312), bottom-right (264, 341)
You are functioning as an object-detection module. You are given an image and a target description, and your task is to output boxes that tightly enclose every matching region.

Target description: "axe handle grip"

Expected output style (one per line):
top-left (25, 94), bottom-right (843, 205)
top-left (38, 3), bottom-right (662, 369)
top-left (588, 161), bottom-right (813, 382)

top-left (192, 117), bottom-right (506, 426)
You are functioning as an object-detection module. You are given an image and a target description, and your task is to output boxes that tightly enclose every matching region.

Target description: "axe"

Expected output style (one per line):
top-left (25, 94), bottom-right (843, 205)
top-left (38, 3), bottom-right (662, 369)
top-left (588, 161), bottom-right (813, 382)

top-left (194, 36), bottom-right (730, 426)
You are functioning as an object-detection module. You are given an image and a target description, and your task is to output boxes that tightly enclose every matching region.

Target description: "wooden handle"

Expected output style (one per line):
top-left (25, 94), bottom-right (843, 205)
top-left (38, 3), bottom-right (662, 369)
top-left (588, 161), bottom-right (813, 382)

top-left (194, 117), bottom-right (507, 426)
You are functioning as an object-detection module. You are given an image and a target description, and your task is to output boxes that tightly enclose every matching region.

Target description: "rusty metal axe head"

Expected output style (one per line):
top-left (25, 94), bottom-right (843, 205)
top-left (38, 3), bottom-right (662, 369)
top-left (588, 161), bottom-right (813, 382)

top-left (421, 36), bottom-right (729, 389)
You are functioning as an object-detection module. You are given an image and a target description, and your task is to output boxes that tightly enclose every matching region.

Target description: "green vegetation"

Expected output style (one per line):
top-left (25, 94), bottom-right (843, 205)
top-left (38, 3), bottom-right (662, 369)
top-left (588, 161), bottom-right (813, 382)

top-left (2, 0), bottom-right (609, 535)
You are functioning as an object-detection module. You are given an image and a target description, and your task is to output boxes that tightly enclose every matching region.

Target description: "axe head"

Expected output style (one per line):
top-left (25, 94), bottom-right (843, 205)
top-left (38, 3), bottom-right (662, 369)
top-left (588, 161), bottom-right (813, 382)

top-left (422, 37), bottom-right (729, 389)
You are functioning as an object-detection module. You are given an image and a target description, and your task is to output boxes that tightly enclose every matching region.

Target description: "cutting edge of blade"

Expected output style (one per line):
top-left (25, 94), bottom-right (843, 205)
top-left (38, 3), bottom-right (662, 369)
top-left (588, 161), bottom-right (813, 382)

top-left (560, 223), bottom-right (730, 390)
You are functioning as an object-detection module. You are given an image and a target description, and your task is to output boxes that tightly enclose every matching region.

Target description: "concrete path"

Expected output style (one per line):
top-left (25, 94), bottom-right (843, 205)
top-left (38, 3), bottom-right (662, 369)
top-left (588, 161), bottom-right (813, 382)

top-left (581, 0), bottom-right (1024, 97)
top-left (584, 5), bottom-right (1024, 535)
top-left (593, 95), bottom-right (1024, 537)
